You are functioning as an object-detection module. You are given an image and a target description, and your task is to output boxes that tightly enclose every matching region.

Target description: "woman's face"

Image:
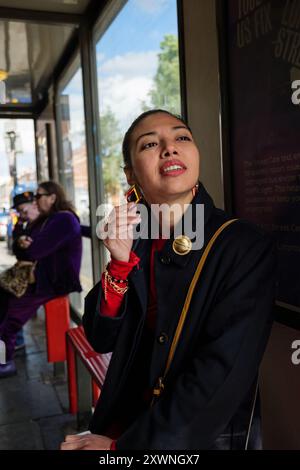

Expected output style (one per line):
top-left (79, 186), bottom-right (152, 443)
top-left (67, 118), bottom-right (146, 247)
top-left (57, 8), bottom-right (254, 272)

top-left (125, 113), bottom-right (200, 203)
top-left (36, 187), bottom-right (56, 214)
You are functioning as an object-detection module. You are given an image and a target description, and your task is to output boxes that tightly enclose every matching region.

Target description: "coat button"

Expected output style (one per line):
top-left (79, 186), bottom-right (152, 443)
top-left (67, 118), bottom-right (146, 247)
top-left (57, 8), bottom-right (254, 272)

top-left (160, 255), bottom-right (171, 265)
top-left (157, 332), bottom-right (168, 344)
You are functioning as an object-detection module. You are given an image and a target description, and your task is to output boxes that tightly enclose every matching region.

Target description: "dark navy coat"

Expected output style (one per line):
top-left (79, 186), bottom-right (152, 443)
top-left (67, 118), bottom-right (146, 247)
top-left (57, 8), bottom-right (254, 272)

top-left (83, 183), bottom-right (277, 450)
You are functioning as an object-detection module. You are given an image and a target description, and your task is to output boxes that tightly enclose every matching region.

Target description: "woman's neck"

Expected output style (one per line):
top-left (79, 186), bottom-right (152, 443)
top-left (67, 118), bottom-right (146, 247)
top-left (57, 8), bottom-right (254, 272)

top-left (147, 190), bottom-right (195, 231)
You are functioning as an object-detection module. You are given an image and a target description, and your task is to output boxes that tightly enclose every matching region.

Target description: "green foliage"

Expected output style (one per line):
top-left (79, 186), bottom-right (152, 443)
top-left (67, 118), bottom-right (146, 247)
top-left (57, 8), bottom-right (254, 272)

top-left (99, 108), bottom-right (123, 198)
top-left (144, 34), bottom-right (181, 114)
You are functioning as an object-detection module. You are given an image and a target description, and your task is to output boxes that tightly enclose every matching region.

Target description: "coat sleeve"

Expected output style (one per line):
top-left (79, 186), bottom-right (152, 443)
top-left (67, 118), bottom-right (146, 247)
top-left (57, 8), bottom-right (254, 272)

top-left (82, 281), bottom-right (128, 353)
top-left (12, 225), bottom-right (27, 260)
top-left (12, 237), bottom-right (26, 260)
top-left (23, 213), bottom-right (80, 260)
top-left (116, 234), bottom-right (277, 450)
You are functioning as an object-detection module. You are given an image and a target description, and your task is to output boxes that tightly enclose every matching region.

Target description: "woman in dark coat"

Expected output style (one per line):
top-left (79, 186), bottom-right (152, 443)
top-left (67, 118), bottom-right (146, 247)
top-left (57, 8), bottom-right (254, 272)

top-left (0, 181), bottom-right (82, 377)
top-left (62, 110), bottom-right (277, 450)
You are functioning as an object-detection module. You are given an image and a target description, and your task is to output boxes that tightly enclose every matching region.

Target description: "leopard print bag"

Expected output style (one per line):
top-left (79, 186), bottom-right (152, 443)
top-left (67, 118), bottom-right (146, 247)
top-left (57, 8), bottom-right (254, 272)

top-left (0, 260), bottom-right (37, 298)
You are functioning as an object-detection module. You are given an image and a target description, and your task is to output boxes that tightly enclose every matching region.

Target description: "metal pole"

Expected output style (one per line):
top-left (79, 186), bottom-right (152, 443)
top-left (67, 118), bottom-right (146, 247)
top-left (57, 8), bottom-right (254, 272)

top-left (6, 131), bottom-right (18, 187)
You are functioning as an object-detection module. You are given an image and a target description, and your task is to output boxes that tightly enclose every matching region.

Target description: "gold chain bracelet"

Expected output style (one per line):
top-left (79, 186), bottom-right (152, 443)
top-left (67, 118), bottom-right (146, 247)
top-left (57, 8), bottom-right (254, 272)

top-left (104, 270), bottom-right (129, 301)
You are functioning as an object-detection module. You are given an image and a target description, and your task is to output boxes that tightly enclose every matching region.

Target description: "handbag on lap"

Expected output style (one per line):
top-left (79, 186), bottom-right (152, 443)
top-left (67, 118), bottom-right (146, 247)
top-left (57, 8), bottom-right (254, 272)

top-left (0, 260), bottom-right (37, 298)
top-left (0, 217), bottom-right (48, 298)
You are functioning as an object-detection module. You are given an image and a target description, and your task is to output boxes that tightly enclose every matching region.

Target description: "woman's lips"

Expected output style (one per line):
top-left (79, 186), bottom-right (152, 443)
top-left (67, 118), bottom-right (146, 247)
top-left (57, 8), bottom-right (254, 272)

top-left (159, 160), bottom-right (187, 176)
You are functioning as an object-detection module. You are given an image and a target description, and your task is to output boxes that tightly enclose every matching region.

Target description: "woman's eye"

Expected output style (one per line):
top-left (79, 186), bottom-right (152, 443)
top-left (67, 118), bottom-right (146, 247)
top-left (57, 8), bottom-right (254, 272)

top-left (177, 135), bottom-right (191, 141)
top-left (141, 142), bottom-right (157, 150)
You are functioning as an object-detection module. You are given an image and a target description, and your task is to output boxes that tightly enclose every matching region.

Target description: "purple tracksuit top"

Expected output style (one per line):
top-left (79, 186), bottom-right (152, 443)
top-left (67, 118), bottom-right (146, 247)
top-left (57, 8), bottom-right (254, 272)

top-left (22, 211), bottom-right (82, 296)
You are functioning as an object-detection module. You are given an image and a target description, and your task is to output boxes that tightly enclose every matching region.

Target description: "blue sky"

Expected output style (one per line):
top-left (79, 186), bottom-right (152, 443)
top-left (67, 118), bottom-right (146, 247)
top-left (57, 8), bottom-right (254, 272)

top-left (96, 0), bottom-right (178, 66)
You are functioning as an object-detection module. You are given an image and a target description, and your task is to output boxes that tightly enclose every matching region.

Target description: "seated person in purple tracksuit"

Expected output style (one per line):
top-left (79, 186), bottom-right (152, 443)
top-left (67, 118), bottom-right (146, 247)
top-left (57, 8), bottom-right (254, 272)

top-left (0, 181), bottom-right (82, 378)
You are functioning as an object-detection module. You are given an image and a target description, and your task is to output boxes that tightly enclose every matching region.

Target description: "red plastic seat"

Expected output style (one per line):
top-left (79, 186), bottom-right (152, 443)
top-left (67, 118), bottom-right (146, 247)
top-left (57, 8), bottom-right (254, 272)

top-left (66, 325), bottom-right (110, 414)
top-left (44, 296), bottom-right (70, 362)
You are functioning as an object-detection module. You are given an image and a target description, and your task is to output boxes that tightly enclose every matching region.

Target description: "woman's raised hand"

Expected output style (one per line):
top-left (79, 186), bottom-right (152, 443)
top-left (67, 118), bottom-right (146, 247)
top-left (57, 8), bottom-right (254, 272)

top-left (99, 202), bottom-right (141, 262)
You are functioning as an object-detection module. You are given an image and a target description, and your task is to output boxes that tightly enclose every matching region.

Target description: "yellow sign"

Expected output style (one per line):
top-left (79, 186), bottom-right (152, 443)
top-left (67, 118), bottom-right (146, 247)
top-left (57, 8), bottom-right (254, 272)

top-left (0, 70), bottom-right (8, 81)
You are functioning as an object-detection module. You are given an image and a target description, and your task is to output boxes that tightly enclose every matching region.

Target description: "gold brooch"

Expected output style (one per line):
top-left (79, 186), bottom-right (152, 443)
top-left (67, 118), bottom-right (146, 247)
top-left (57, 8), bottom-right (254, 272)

top-left (172, 235), bottom-right (192, 256)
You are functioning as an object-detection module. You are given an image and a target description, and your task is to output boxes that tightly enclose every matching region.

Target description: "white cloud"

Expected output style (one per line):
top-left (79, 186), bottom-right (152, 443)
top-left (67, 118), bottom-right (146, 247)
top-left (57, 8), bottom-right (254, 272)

top-left (96, 49), bottom-right (159, 131)
top-left (98, 74), bottom-right (154, 132)
top-left (133, 0), bottom-right (170, 15)
top-left (100, 50), bottom-right (158, 80)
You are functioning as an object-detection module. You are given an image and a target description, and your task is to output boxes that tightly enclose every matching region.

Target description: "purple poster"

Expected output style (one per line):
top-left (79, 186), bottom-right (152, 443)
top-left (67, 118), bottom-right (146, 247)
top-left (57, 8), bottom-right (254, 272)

top-left (227, 0), bottom-right (300, 309)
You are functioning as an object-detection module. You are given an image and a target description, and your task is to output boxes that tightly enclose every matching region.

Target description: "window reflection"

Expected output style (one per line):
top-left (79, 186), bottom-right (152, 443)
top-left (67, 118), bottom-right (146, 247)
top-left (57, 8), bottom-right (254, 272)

top-left (0, 20), bottom-right (75, 104)
top-left (59, 79), bottom-right (90, 225)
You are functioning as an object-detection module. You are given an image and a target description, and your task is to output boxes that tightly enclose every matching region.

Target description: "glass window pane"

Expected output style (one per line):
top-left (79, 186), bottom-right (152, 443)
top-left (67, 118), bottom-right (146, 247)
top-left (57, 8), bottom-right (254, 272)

top-left (0, 119), bottom-right (36, 262)
top-left (95, 0), bottom-right (181, 206)
top-left (59, 66), bottom-right (90, 224)
top-left (59, 63), bottom-right (93, 315)
top-left (0, 119), bottom-right (37, 204)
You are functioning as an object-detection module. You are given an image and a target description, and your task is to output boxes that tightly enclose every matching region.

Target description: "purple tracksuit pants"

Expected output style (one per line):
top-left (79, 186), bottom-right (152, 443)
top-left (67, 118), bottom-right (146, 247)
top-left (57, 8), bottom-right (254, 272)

top-left (0, 289), bottom-right (55, 361)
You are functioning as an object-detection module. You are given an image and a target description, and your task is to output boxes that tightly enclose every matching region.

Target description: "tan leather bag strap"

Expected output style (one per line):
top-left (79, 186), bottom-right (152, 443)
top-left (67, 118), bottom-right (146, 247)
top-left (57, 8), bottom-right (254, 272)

top-left (152, 218), bottom-right (238, 401)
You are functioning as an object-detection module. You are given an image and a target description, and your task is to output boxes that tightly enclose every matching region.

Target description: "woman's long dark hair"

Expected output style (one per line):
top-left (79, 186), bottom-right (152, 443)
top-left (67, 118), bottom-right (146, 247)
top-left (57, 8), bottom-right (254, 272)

top-left (38, 181), bottom-right (79, 220)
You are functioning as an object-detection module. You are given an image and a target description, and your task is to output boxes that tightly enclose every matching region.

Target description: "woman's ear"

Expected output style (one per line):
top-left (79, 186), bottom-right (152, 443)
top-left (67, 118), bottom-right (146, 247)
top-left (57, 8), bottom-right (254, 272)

top-left (49, 193), bottom-right (57, 205)
top-left (124, 167), bottom-right (136, 186)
